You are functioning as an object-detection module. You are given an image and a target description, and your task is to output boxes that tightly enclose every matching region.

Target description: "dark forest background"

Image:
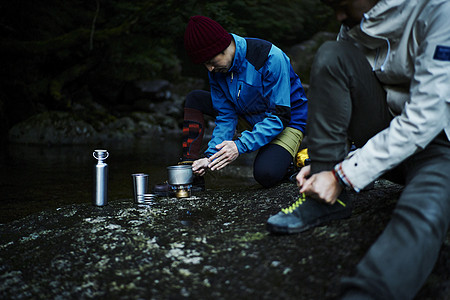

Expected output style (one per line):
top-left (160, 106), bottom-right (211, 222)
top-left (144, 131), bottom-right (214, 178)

top-left (0, 0), bottom-right (338, 145)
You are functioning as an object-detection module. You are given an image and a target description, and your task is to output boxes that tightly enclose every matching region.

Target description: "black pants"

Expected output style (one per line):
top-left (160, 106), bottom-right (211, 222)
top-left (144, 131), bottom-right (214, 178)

top-left (308, 41), bottom-right (450, 299)
top-left (185, 90), bottom-right (293, 188)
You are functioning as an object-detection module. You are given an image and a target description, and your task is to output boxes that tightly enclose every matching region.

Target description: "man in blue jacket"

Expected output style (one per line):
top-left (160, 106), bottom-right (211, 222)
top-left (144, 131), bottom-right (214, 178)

top-left (180, 15), bottom-right (308, 188)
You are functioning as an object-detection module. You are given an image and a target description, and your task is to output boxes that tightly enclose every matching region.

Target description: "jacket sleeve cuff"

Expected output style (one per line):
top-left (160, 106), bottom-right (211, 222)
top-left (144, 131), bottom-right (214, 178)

top-left (234, 139), bottom-right (246, 154)
top-left (334, 163), bottom-right (361, 193)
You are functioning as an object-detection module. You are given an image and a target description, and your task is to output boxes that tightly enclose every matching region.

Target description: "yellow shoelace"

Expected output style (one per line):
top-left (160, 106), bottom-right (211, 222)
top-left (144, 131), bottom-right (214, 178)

top-left (281, 194), bottom-right (346, 214)
top-left (282, 193), bottom-right (306, 214)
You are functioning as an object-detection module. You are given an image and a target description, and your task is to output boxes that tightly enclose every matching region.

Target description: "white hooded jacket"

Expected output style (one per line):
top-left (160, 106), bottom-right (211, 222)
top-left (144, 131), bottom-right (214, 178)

top-left (336, 0), bottom-right (450, 191)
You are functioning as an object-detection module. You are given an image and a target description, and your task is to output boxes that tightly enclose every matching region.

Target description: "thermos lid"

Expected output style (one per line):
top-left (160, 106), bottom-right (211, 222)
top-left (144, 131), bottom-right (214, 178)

top-left (93, 149), bottom-right (109, 160)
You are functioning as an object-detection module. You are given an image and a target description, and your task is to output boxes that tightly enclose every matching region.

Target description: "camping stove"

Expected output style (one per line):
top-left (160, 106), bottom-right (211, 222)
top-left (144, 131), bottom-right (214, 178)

top-left (167, 165), bottom-right (193, 198)
top-left (171, 184), bottom-right (192, 198)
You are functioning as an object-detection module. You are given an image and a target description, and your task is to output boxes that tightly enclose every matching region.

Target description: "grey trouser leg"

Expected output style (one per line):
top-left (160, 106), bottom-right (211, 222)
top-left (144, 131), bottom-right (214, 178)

top-left (307, 42), bottom-right (450, 299)
top-left (307, 41), bottom-right (392, 174)
top-left (341, 133), bottom-right (450, 299)
top-left (308, 41), bottom-right (450, 299)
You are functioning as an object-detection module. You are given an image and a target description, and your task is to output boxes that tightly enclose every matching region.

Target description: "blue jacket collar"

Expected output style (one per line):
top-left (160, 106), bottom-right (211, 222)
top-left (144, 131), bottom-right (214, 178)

top-left (228, 34), bottom-right (246, 73)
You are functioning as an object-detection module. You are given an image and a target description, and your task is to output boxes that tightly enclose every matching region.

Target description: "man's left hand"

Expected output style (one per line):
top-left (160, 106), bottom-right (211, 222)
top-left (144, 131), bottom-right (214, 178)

top-left (299, 170), bottom-right (343, 205)
top-left (192, 158), bottom-right (210, 176)
top-left (208, 141), bottom-right (239, 171)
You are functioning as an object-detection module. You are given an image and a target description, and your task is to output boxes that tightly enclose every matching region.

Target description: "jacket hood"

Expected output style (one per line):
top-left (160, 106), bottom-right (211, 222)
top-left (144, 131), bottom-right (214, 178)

top-left (343, 0), bottom-right (428, 71)
top-left (361, 0), bottom-right (425, 38)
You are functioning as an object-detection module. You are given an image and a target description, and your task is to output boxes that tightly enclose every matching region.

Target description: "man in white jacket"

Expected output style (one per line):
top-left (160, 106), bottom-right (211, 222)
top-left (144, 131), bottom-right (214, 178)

top-left (267, 0), bottom-right (450, 298)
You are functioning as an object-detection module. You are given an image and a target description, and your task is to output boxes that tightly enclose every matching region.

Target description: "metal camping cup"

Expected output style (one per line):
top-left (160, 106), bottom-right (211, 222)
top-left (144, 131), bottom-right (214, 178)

top-left (93, 149), bottom-right (109, 206)
top-left (167, 165), bottom-right (193, 185)
top-left (132, 173), bottom-right (149, 203)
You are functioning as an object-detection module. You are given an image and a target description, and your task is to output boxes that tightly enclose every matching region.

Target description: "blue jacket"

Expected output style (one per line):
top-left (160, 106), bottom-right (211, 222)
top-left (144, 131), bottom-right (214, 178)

top-left (205, 34), bottom-right (308, 156)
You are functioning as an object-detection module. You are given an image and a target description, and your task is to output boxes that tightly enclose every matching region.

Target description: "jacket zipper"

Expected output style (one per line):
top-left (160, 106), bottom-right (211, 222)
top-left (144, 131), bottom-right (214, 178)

top-left (361, 13), bottom-right (390, 72)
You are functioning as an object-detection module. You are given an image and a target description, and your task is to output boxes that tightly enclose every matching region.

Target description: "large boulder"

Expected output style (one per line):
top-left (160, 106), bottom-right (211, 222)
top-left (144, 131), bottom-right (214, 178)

top-left (123, 80), bottom-right (172, 104)
top-left (7, 111), bottom-right (172, 145)
top-left (288, 31), bottom-right (337, 86)
top-left (0, 180), bottom-right (448, 299)
top-left (8, 111), bottom-right (99, 145)
top-left (0, 97), bottom-right (8, 146)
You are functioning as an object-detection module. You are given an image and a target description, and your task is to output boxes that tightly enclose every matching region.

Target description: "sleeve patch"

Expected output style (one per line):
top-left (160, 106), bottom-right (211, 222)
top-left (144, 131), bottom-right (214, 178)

top-left (433, 45), bottom-right (450, 61)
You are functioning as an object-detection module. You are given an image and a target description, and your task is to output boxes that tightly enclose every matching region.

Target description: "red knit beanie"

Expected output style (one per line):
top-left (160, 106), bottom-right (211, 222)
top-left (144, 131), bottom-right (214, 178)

top-left (184, 16), bottom-right (232, 64)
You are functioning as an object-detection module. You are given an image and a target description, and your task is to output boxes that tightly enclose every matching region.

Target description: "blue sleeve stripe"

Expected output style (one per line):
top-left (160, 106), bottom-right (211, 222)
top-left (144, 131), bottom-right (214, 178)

top-left (433, 45), bottom-right (450, 61)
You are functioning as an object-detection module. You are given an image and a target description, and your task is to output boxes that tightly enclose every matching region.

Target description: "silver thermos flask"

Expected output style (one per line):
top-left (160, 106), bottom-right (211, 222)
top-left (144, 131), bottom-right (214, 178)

top-left (93, 149), bottom-right (109, 206)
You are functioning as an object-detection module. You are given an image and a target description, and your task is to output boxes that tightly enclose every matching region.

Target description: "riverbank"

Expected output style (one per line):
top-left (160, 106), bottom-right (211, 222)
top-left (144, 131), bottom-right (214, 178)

top-left (1, 179), bottom-right (448, 299)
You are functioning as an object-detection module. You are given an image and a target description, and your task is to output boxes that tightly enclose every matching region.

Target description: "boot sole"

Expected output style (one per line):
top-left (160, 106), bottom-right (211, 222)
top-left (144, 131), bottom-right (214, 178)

top-left (266, 208), bottom-right (352, 235)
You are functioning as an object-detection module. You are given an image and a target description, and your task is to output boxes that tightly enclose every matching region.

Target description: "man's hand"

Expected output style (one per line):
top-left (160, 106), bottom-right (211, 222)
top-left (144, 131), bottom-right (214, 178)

top-left (192, 158), bottom-right (210, 176)
top-left (208, 141), bottom-right (239, 171)
top-left (296, 165), bottom-right (311, 188)
top-left (297, 166), bottom-right (343, 205)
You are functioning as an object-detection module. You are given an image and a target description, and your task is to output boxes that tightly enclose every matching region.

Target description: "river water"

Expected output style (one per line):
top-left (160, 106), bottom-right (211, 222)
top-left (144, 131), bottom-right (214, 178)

top-left (0, 137), bottom-right (256, 224)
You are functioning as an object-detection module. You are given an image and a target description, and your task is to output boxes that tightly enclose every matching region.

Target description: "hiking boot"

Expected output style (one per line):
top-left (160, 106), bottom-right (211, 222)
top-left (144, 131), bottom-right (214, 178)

top-left (266, 192), bottom-right (352, 234)
top-left (284, 162), bottom-right (300, 183)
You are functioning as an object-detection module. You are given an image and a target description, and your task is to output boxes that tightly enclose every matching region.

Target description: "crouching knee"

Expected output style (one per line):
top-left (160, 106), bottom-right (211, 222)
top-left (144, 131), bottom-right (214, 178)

top-left (253, 168), bottom-right (283, 188)
top-left (312, 40), bottom-right (361, 73)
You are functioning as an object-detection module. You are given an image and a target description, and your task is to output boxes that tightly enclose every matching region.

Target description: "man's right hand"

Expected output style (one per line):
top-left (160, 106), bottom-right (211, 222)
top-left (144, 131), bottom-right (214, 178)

top-left (297, 164), bottom-right (343, 205)
top-left (296, 165), bottom-right (311, 188)
top-left (192, 157), bottom-right (210, 176)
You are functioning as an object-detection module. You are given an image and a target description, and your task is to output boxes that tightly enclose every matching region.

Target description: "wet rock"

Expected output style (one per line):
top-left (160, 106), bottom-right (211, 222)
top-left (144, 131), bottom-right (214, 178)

top-left (133, 99), bottom-right (183, 121)
top-left (88, 76), bottom-right (126, 106)
top-left (8, 111), bottom-right (179, 145)
top-left (0, 180), bottom-right (448, 299)
top-left (6, 77), bottom-right (202, 145)
top-left (123, 80), bottom-right (171, 104)
top-left (8, 111), bottom-right (98, 145)
top-left (0, 97), bottom-right (9, 146)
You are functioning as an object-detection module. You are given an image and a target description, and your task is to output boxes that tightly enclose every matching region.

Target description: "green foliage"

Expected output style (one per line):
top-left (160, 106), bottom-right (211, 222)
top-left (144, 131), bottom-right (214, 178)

top-left (0, 0), bottom-right (337, 118)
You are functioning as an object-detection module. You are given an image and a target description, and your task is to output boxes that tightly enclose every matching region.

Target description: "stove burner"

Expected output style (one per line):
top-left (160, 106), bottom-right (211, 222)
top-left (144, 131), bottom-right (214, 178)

top-left (171, 184), bottom-right (192, 198)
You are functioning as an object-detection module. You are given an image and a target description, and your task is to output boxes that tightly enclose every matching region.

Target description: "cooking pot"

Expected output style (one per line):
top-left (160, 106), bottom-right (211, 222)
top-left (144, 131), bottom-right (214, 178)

top-left (167, 165), bottom-right (193, 185)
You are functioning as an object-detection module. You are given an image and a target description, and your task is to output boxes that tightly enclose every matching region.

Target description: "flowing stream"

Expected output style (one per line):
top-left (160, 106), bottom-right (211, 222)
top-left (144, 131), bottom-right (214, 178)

top-left (0, 137), bottom-right (256, 224)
